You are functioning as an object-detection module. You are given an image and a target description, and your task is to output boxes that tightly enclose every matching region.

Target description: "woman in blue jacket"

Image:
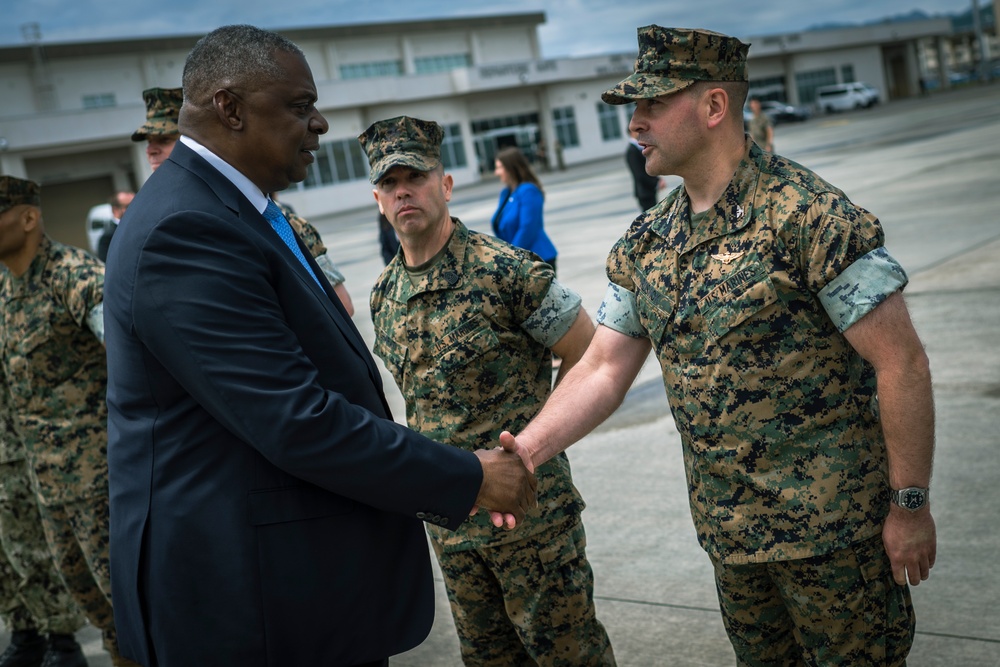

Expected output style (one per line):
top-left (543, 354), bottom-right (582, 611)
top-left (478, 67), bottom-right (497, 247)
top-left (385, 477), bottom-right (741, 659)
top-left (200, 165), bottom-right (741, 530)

top-left (492, 147), bottom-right (558, 272)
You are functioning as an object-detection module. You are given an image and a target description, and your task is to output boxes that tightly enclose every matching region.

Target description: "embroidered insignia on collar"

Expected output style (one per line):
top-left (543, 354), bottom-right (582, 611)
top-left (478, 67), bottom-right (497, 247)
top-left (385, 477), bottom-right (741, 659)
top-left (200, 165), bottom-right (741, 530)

top-left (711, 251), bottom-right (745, 264)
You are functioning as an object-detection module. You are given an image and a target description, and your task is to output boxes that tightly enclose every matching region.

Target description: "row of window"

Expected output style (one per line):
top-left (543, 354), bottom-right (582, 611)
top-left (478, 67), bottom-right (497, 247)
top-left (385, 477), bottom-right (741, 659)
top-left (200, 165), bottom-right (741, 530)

top-left (339, 54), bottom-right (471, 80)
top-left (294, 102), bottom-right (634, 192)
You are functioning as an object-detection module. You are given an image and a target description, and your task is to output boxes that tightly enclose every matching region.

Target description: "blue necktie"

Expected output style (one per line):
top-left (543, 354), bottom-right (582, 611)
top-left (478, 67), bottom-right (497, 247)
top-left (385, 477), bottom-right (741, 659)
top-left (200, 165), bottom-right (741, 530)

top-left (263, 200), bottom-right (323, 288)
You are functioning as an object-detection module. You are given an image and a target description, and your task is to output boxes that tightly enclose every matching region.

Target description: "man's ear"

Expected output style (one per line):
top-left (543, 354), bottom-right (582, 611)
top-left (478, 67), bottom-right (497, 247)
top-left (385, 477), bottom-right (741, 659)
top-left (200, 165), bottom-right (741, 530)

top-left (213, 89), bottom-right (244, 131)
top-left (705, 87), bottom-right (729, 129)
top-left (21, 206), bottom-right (41, 233)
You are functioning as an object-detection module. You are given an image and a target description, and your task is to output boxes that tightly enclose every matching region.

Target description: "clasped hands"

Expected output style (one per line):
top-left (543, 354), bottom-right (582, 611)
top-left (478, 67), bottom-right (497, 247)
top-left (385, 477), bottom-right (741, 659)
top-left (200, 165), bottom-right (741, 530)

top-left (471, 431), bottom-right (537, 530)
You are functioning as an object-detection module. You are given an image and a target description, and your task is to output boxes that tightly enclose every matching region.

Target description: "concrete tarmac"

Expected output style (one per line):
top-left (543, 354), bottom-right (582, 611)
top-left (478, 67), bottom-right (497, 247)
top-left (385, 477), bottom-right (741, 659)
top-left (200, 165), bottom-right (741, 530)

top-left (3, 82), bottom-right (997, 665)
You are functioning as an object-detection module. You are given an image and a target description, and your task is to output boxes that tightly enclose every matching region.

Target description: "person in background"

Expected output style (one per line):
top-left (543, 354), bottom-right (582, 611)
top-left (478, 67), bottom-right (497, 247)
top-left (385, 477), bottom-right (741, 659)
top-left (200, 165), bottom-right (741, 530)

top-left (129, 86), bottom-right (355, 315)
top-left (103, 25), bottom-right (535, 667)
top-left (747, 96), bottom-right (774, 152)
top-left (502, 25), bottom-right (935, 665)
top-left (625, 128), bottom-right (664, 211)
top-left (0, 176), bottom-right (137, 667)
top-left (492, 147), bottom-right (558, 273)
top-left (366, 115), bottom-right (614, 667)
top-left (96, 191), bottom-right (134, 262)
top-left (377, 210), bottom-right (400, 266)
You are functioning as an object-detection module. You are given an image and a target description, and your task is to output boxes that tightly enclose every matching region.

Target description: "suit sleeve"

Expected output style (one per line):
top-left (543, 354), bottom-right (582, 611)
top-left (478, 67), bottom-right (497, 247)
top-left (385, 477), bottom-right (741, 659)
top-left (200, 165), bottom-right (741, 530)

top-left (131, 209), bottom-right (482, 524)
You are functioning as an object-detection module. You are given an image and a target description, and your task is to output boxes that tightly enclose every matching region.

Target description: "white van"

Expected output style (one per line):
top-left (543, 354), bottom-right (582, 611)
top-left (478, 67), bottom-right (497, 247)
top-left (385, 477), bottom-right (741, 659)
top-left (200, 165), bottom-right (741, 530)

top-left (85, 203), bottom-right (115, 253)
top-left (815, 82), bottom-right (880, 113)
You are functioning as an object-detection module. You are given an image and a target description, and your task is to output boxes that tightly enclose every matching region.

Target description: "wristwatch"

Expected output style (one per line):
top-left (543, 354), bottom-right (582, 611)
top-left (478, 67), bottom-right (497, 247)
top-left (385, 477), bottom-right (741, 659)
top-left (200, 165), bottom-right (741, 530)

top-left (890, 486), bottom-right (929, 512)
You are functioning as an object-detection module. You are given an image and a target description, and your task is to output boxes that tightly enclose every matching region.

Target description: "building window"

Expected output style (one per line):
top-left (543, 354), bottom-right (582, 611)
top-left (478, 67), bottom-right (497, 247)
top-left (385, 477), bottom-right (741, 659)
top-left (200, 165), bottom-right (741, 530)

top-left (795, 68), bottom-right (837, 105)
top-left (414, 53), bottom-right (471, 74)
top-left (440, 123), bottom-right (467, 170)
top-left (298, 137), bottom-right (370, 189)
top-left (340, 60), bottom-right (403, 80)
top-left (82, 93), bottom-right (115, 109)
top-left (841, 64), bottom-right (856, 83)
top-left (596, 103), bottom-right (622, 141)
top-left (552, 106), bottom-right (579, 148)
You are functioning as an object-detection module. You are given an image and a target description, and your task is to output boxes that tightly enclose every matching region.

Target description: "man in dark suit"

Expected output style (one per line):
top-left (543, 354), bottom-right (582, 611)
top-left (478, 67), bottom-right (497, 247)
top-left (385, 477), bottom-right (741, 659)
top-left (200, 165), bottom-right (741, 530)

top-left (625, 129), bottom-right (663, 211)
top-left (102, 25), bottom-right (536, 667)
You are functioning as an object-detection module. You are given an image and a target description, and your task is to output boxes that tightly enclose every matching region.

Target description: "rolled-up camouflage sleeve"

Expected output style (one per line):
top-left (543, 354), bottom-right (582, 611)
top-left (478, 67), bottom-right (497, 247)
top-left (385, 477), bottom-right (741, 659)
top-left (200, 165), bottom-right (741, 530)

top-left (819, 247), bottom-right (907, 332)
top-left (801, 192), bottom-right (907, 332)
top-left (596, 283), bottom-right (646, 338)
top-left (314, 254), bottom-right (346, 287)
top-left (521, 279), bottom-right (582, 348)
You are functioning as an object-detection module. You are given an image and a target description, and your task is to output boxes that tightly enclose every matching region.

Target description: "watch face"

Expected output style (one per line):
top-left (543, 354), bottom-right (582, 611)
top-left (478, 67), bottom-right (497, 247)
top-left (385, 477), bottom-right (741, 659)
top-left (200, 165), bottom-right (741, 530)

top-left (900, 488), bottom-right (926, 510)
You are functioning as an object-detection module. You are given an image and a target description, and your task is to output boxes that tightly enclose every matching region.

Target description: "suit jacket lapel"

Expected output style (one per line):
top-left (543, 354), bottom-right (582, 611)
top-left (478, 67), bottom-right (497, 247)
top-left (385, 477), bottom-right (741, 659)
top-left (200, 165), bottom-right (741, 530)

top-left (169, 142), bottom-right (386, 398)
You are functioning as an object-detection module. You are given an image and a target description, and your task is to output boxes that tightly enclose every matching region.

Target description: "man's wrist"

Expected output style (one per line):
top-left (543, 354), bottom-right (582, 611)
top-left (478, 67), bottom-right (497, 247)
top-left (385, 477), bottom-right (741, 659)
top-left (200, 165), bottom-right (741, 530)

top-left (889, 485), bottom-right (930, 512)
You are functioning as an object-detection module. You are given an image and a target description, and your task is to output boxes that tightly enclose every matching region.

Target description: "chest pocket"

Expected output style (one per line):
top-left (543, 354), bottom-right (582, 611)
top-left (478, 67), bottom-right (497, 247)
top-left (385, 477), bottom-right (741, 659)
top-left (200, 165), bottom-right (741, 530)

top-left (634, 268), bottom-right (676, 350)
top-left (701, 267), bottom-right (779, 341)
top-left (373, 328), bottom-right (407, 386)
top-left (435, 317), bottom-right (499, 377)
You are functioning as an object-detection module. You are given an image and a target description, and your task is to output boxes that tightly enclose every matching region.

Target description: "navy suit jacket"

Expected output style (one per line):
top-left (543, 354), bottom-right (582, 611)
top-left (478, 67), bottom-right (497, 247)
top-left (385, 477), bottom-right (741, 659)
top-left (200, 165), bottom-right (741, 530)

top-left (103, 141), bottom-right (483, 666)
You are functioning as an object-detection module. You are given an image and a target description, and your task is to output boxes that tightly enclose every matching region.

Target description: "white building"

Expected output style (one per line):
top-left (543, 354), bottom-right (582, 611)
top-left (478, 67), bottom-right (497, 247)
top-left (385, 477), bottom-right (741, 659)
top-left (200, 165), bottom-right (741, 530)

top-left (0, 12), bottom-right (959, 249)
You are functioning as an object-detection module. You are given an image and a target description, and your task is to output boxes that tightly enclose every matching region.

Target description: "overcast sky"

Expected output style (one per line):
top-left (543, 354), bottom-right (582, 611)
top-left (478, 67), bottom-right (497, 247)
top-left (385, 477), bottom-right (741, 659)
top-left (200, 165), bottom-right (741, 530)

top-left (0, 0), bottom-right (975, 57)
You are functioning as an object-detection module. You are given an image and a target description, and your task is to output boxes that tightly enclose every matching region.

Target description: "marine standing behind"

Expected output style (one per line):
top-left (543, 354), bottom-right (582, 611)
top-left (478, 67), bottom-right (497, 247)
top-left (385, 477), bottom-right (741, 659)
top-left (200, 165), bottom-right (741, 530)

top-left (365, 116), bottom-right (615, 666)
top-left (0, 176), bottom-right (136, 667)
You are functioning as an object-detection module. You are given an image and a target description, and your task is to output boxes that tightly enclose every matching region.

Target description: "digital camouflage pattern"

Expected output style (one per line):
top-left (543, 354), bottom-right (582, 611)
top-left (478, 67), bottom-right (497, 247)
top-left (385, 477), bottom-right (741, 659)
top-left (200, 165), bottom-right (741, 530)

top-left (0, 175), bottom-right (41, 212)
top-left (1, 384), bottom-right (83, 635)
top-left (432, 518), bottom-right (614, 667)
top-left (371, 219), bottom-right (585, 550)
top-left (130, 87), bottom-right (182, 141)
top-left (0, 457), bottom-right (85, 635)
top-left (371, 219), bottom-right (612, 665)
top-left (0, 235), bottom-right (108, 507)
top-left (359, 115), bottom-right (443, 184)
top-left (715, 535), bottom-right (914, 664)
top-left (38, 495), bottom-right (130, 663)
top-left (598, 138), bottom-right (905, 564)
top-left (277, 202), bottom-right (346, 287)
top-left (602, 26), bottom-right (749, 105)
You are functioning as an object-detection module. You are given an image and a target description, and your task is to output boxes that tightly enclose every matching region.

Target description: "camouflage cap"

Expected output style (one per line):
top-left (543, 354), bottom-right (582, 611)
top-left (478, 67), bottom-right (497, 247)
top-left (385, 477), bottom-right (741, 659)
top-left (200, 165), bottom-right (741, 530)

top-left (602, 26), bottom-right (749, 105)
top-left (131, 87), bottom-right (182, 142)
top-left (359, 116), bottom-right (443, 184)
top-left (0, 176), bottom-right (41, 212)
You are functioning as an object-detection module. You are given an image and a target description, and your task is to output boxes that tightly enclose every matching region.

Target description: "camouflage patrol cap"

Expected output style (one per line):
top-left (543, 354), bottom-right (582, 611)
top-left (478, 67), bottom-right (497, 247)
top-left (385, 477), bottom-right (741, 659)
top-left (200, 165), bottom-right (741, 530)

top-left (359, 116), bottom-right (444, 184)
top-left (0, 176), bottom-right (41, 212)
top-left (602, 26), bottom-right (749, 105)
top-left (131, 87), bottom-right (182, 142)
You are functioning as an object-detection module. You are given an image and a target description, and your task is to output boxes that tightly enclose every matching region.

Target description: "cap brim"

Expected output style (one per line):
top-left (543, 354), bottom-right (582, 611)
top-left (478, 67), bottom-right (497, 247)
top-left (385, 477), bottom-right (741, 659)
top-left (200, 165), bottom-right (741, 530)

top-left (601, 74), bottom-right (695, 105)
top-left (370, 153), bottom-right (441, 184)
top-left (131, 123), bottom-right (179, 142)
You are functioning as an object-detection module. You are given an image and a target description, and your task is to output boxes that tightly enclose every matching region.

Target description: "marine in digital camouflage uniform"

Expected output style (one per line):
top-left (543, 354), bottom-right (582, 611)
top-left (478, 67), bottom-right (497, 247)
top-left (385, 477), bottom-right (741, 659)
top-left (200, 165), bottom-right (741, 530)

top-left (0, 378), bottom-right (86, 667)
top-left (363, 116), bottom-right (614, 667)
top-left (509, 26), bottom-right (935, 666)
top-left (0, 176), bottom-right (138, 667)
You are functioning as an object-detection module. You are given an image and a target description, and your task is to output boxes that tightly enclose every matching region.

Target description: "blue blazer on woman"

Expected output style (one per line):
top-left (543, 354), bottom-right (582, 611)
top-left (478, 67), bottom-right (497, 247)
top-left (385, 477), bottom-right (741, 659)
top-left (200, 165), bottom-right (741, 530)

top-left (491, 182), bottom-right (557, 263)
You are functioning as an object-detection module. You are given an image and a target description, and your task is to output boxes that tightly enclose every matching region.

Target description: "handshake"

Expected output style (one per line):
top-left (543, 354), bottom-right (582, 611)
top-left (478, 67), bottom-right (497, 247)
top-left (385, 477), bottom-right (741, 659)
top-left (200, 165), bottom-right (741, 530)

top-left (471, 431), bottom-right (537, 530)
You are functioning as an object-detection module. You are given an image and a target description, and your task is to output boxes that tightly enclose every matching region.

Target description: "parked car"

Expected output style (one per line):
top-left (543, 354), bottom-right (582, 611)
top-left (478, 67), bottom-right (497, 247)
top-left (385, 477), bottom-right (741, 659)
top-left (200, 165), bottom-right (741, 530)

top-left (85, 203), bottom-right (115, 253)
top-left (760, 100), bottom-right (811, 124)
top-left (815, 82), bottom-right (880, 113)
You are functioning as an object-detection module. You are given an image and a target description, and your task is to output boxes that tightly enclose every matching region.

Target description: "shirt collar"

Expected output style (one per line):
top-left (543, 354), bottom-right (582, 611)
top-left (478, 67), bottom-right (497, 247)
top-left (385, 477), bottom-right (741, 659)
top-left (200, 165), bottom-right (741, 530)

top-left (179, 135), bottom-right (269, 214)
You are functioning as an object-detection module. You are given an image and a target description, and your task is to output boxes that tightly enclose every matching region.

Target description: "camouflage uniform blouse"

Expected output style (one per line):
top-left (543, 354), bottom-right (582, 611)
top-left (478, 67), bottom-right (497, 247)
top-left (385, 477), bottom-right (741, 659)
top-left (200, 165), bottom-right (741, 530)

top-left (370, 219), bottom-right (585, 552)
top-left (598, 138), bottom-right (907, 565)
top-left (0, 236), bottom-right (108, 506)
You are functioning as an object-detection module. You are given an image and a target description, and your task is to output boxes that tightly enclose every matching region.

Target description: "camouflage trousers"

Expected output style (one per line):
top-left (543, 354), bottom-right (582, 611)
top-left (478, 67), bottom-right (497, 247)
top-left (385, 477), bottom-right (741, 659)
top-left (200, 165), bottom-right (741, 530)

top-left (0, 459), bottom-right (85, 634)
top-left (38, 494), bottom-right (140, 666)
top-left (432, 516), bottom-right (616, 667)
top-left (713, 534), bottom-right (915, 666)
